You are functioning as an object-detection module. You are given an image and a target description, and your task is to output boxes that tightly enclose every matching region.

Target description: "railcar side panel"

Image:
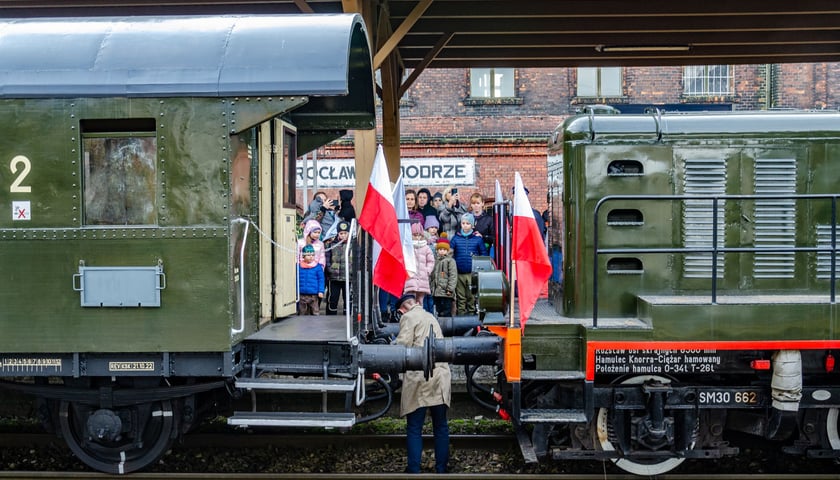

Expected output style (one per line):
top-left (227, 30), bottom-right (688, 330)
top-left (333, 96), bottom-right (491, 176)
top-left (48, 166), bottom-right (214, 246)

top-left (0, 97), bottom-right (240, 353)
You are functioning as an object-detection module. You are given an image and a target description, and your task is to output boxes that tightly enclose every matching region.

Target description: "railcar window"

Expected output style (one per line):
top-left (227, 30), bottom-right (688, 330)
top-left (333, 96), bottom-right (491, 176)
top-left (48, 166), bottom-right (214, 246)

top-left (607, 160), bottom-right (644, 176)
top-left (82, 119), bottom-right (157, 225)
top-left (283, 126), bottom-right (297, 208)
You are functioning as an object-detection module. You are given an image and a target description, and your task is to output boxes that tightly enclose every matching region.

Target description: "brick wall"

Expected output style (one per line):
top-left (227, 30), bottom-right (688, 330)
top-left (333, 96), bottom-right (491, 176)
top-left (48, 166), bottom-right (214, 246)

top-left (299, 63), bottom-right (840, 213)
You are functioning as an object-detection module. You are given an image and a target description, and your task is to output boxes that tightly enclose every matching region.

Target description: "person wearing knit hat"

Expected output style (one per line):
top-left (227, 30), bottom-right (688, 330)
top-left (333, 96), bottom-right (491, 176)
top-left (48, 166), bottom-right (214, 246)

top-left (436, 237), bottom-right (450, 251)
top-left (410, 221), bottom-right (424, 236)
top-left (449, 210), bottom-right (488, 315)
top-left (324, 220), bottom-right (351, 315)
top-left (417, 187), bottom-right (437, 220)
top-left (431, 236), bottom-right (457, 317)
top-left (404, 218), bottom-right (435, 312)
top-left (425, 215), bottom-right (440, 247)
top-left (297, 243), bottom-right (325, 315)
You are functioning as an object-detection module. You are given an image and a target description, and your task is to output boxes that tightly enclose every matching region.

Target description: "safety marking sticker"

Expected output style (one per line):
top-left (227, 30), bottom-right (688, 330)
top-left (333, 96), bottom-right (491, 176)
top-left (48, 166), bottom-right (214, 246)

top-left (12, 201), bottom-right (30, 221)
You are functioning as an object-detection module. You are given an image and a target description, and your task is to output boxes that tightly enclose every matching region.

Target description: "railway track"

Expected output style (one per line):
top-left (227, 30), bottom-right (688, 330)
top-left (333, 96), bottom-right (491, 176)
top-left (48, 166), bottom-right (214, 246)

top-left (0, 432), bottom-right (515, 450)
top-left (0, 473), bottom-right (839, 480)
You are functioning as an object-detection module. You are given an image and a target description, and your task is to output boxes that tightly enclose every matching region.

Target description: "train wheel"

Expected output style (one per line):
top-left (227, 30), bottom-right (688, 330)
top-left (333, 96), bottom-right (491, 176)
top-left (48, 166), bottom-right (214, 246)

top-left (823, 408), bottom-right (840, 450)
top-left (595, 375), bottom-right (691, 476)
top-left (58, 399), bottom-right (178, 474)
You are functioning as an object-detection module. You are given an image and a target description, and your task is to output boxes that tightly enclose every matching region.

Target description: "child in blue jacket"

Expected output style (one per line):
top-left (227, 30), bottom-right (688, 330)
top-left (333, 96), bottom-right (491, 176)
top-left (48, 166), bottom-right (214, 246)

top-left (449, 213), bottom-right (488, 315)
top-left (298, 244), bottom-right (325, 315)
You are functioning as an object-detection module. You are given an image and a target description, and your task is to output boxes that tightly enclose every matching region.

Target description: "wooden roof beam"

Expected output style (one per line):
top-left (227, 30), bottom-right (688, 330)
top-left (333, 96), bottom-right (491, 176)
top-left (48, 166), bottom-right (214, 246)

top-left (373, 0), bottom-right (432, 69)
top-left (398, 31), bottom-right (453, 97)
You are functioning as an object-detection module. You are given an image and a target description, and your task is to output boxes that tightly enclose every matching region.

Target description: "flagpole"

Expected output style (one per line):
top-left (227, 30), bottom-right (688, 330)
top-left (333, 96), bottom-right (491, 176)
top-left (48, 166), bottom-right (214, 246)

top-left (509, 259), bottom-right (516, 328)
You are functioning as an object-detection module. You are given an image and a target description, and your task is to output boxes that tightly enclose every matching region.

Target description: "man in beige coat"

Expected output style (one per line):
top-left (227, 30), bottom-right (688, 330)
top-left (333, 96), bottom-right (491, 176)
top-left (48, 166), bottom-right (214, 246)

top-left (395, 294), bottom-right (452, 473)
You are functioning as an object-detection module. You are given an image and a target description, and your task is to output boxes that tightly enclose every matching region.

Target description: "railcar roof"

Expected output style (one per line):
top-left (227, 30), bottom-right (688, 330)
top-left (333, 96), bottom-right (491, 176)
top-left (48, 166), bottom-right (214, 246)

top-left (0, 14), bottom-right (370, 98)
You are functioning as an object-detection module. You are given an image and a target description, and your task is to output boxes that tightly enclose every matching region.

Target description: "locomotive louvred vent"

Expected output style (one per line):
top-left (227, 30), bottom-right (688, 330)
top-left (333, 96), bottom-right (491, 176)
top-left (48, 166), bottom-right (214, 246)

top-left (683, 158), bottom-right (726, 278)
top-left (753, 158), bottom-right (796, 278)
top-left (816, 225), bottom-right (840, 279)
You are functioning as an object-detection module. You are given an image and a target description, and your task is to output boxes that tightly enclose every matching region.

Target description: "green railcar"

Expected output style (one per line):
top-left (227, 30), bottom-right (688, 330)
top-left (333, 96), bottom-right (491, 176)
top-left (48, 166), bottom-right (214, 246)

top-left (0, 14), bottom-right (376, 473)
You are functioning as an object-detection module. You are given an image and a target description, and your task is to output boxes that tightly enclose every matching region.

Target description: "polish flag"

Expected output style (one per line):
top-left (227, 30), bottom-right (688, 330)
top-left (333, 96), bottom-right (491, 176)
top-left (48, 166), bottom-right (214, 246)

top-left (358, 146), bottom-right (408, 297)
top-left (512, 172), bottom-right (552, 328)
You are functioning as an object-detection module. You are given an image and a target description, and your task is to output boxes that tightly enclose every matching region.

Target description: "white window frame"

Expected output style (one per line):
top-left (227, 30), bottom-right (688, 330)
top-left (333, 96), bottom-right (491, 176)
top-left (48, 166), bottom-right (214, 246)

top-left (576, 67), bottom-right (622, 97)
top-left (683, 65), bottom-right (733, 96)
top-left (470, 68), bottom-right (515, 98)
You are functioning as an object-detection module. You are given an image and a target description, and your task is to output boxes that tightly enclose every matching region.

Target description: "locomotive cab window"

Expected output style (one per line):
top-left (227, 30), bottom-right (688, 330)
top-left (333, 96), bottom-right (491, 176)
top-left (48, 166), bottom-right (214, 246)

top-left (81, 119), bottom-right (157, 225)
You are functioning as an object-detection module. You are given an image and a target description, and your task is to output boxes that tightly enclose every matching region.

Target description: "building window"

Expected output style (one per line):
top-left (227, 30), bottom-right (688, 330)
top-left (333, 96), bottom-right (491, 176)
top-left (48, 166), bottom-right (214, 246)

top-left (684, 65), bottom-right (733, 96)
top-left (577, 67), bottom-right (622, 97)
top-left (82, 119), bottom-right (157, 226)
top-left (470, 68), bottom-right (515, 98)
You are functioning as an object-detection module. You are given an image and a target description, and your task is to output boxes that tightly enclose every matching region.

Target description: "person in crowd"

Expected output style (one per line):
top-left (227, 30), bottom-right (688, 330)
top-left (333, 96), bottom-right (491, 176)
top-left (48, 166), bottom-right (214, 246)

top-left (437, 186), bottom-right (467, 238)
top-left (298, 219), bottom-right (326, 267)
top-left (379, 288), bottom-right (399, 322)
top-left (417, 188), bottom-right (438, 220)
top-left (325, 221), bottom-right (350, 315)
top-left (297, 244), bottom-right (324, 315)
top-left (449, 213), bottom-right (488, 315)
top-left (431, 191), bottom-right (444, 212)
top-left (424, 215), bottom-right (440, 245)
top-left (422, 218), bottom-right (441, 313)
top-left (394, 294), bottom-right (451, 474)
top-left (522, 186), bottom-right (546, 243)
top-left (469, 192), bottom-right (494, 251)
top-left (405, 189), bottom-right (425, 227)
top-left (323, 188), bottom-right (356, 241)
top-left (430, 237), bottom-right (457, 317)
top-left (302, 191), bottom-right (336, 237)
top-left (403, 222), bottom-right (435, 308)
top-left (337, 188), bottom-right (356, 223)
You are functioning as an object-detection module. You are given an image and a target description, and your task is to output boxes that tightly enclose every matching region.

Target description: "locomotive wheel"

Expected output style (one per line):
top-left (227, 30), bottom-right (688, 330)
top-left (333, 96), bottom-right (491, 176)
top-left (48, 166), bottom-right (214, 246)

top-left (823, 408), bottom-right (840, 450)
top-left (595, 375), bottom-right (691, 476)
top-left (58, 399), bottom-right (177, 474)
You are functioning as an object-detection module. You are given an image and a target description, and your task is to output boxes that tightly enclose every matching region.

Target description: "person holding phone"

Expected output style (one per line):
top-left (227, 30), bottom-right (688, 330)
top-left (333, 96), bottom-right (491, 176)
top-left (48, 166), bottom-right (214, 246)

top-left (437, 186), bottom-right (467, 239)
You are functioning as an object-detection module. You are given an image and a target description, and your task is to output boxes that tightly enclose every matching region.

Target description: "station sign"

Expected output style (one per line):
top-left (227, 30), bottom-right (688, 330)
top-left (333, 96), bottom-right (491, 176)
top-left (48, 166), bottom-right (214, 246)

top-left (296, 157), bottom-right (476, 188)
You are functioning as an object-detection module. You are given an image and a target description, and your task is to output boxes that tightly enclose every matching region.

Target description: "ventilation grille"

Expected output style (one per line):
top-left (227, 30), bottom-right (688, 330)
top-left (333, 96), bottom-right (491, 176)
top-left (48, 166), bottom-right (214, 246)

top-left (817, 225), bottom-right (840, 279)
top-left (753, 158), bottom-right (796, 278)
top-left (683, 158), bottom-right (726, 278)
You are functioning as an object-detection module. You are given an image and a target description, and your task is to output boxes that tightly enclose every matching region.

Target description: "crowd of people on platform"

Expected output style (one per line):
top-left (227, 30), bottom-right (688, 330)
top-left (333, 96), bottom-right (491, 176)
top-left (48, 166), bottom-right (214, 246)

top-left (296, 185), bottom-right (546, 319)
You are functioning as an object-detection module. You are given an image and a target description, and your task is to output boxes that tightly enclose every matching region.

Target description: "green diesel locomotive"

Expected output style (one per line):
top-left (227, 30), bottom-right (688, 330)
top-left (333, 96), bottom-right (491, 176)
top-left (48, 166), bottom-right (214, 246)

top-left (524, 110), bottom-right (840, 474)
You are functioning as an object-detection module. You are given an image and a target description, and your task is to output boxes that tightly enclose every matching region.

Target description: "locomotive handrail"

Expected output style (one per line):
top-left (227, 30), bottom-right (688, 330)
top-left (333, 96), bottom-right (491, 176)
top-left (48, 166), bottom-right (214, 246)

top-left (592, 193), bottom-right (840, 327)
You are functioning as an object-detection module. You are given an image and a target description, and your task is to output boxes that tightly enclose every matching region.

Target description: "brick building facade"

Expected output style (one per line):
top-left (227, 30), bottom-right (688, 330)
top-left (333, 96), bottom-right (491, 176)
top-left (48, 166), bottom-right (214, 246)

top-left (299, 63), bottom-right (840, 215)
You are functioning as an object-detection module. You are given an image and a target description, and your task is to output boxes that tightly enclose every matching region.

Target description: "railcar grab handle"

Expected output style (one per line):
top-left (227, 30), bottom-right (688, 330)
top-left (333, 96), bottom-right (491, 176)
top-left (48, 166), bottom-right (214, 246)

top-left (72, 273), bottom-right (83, 292)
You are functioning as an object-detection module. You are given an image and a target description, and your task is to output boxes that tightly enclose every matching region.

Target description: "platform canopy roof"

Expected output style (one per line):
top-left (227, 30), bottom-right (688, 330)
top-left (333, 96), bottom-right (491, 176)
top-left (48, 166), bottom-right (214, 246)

top-left (1, 0), bottom-right (838, 69)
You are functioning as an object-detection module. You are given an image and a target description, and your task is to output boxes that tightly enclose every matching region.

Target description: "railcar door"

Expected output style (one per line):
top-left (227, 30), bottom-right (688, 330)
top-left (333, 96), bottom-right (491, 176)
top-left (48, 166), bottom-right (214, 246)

top-left (258, 119), bottom-right (299, 324)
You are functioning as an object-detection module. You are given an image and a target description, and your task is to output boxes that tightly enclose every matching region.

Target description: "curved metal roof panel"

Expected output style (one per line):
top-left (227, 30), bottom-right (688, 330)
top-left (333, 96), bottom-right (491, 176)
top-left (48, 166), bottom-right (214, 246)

top-left (0, 14), bottom-right (370, 98)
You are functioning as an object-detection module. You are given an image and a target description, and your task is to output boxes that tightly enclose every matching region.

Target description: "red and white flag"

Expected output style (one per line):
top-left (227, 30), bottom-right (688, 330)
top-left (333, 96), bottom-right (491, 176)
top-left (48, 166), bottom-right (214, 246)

top-left (358, 146), bottom-right (408, 297)
top-left (512, 172), bottom-right (552, 328)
